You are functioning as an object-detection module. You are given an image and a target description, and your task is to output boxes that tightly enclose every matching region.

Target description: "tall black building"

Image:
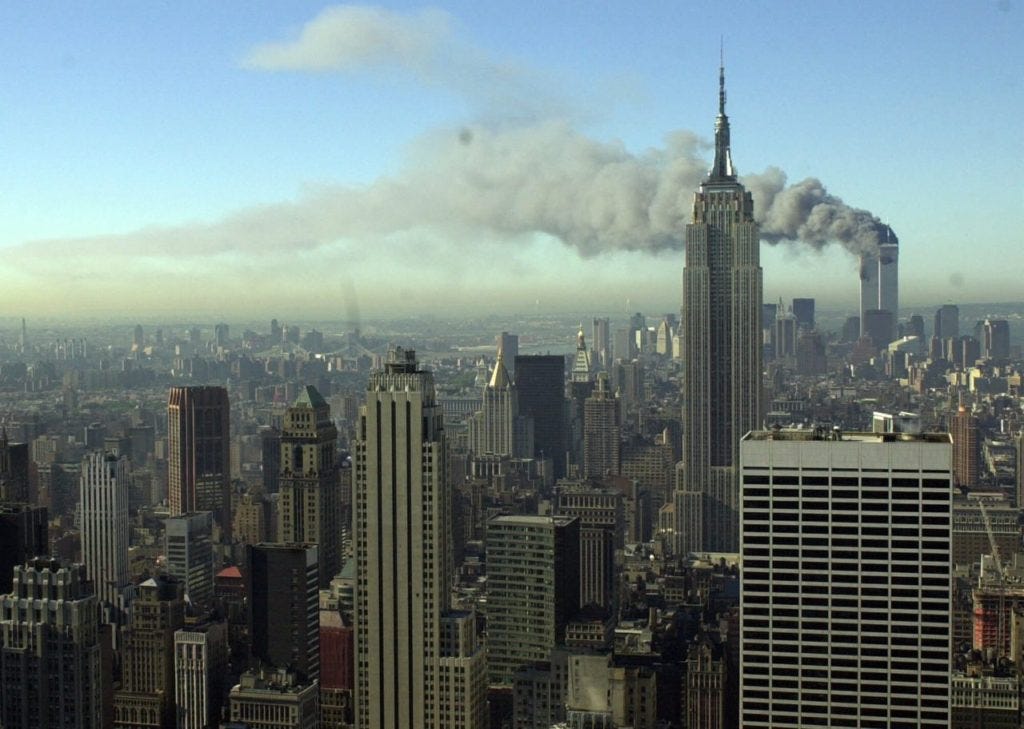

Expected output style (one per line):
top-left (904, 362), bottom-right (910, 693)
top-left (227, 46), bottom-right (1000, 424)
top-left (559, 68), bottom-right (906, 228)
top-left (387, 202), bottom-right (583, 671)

top-left (0, 433), bottom-right (30, 504)
top-left (0, 504), bottom-right (48, 593)
top-left (791, 298), bottom-right (815, 330)
top-left (514, 355), bottom-right (567, 479)
top-left (246, 543), bottom-right (320, 682)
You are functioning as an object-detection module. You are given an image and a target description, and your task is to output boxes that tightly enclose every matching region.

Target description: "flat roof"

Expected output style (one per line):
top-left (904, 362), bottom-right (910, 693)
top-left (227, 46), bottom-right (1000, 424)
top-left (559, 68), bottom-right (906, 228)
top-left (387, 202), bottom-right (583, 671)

top-left (489, 514), bottom-right (577, 526)
top-left (743, 429), bottom-right (951, 444)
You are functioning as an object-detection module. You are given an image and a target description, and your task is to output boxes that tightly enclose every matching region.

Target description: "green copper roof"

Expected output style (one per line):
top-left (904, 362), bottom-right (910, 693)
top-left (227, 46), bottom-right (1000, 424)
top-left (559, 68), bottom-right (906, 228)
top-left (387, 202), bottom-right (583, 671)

top-left (293, 384), bottom-right (328, 409)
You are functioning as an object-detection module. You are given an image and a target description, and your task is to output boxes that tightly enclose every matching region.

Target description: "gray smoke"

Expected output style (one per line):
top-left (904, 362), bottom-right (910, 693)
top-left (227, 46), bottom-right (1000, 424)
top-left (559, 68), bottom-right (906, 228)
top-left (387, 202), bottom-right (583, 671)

top-left (9, 122), bottom-right (891, 267)
top-left (743, 166), bottom-right (892, 255)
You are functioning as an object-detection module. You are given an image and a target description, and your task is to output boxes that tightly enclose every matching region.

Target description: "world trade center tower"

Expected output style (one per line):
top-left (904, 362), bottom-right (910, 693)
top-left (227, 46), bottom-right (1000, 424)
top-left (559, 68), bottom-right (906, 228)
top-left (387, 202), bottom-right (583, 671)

top-left (676, 65), bottom-right (762, 553)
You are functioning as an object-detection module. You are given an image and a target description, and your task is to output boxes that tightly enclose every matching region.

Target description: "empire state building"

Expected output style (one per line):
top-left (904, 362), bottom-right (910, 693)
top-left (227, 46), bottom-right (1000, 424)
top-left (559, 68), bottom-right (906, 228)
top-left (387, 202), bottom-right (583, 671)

top-left (676, 65), bottom-right (762, 553)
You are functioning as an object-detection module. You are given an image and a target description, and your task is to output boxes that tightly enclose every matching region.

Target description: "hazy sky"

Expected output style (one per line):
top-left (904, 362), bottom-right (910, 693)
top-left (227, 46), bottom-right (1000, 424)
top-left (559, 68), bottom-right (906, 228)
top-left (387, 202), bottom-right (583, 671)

top-left (1, 2), bottom-right (1021, 320)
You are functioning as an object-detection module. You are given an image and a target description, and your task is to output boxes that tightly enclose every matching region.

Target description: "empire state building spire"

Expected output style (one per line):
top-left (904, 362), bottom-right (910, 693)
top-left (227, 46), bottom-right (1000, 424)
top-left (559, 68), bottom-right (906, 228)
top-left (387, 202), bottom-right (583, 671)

top-left (677, 61), bottom-right (761, 554)
top-left (709, 60), bottom-right (735, 181)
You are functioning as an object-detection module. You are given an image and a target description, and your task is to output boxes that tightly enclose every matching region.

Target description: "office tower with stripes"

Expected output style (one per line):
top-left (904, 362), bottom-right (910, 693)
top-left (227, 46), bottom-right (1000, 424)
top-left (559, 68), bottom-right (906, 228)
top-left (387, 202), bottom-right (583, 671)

top-left (354, 348), bottom-right (486, 729)
top-left (167, 386), bottom-right (231, 539)
top-left (80, 450), bottom-right (130, 609)
top-left (739, 430), bottom-right (952, 728)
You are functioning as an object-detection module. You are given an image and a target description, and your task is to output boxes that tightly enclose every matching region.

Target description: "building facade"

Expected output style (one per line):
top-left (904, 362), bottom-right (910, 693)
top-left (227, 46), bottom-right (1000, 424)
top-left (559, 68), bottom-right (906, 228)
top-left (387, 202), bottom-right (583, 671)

top-left (468, 352), bottom-right (531, 459)
top-left (951, 405), bottom-right (980, 488)
top-left (514, 355), bottom-right (567, 479)
top-left (278, 386), bottom-right (341, 587)
top-left (167, 386), bottom-right (231, 538)
top-left (174, 621), bottom-right (228, 729)
top-left (677, 65), bottom-right (762, 553)
top-left (0, 559), bottom-right (103, 729)
top-left (354, 348), bottom-right (486, 729)
top-left (113, 576), bottom-right (184, 729)
top-left (496, 332), bottom-right (519, 380)
top-left (0, 503), bottom-right (48, 594)
top-left (247, 543), bottom-right (320, 681)
top-left (164, 511), bottom-right (214, 609)
top-left (582, 373), bottom-right (620, 479)
top-left (859, 226), bottom-right (899, 342)
top-left (486, 515), bottom-right (580, 686)
top-left (739, 430), bottom-right (952, 728)
top-left (935, 304), bottom-right (960, 341)
top-left (79, 450), bottom-right (130, 609)
top-left (553, 483), bottom-right (623, 612)
top-left (229, 670), bottom-right (319, 729)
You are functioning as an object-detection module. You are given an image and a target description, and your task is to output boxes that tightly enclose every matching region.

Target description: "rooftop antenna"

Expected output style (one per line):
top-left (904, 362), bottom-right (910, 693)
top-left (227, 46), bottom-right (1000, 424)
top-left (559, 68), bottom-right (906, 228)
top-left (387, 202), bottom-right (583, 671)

top-left (719, 37), bottom-right (726, 114)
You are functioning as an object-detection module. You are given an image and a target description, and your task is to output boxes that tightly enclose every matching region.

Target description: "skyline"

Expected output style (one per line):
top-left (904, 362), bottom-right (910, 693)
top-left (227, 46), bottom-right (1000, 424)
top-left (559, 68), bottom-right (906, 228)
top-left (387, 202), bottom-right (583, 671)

top-left (1, 2), bottom-right (1021, 318)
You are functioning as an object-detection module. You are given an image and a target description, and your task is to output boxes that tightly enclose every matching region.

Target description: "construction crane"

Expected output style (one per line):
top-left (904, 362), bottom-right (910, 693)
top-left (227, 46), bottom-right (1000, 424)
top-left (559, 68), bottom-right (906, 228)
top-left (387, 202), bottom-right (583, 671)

top-left (977, 496), bottom-right (1009, 655)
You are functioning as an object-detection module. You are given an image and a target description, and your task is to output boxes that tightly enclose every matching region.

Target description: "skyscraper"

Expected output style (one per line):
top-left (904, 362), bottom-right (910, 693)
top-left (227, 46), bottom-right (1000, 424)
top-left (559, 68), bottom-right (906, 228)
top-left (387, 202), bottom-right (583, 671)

top-left (174, 621), bottom-right (228, 729)
top-left (859, 226), bottom-right (899, 341)
top-left (354, 348), bottom-right (486, 729)
top-left (113, 575), bottom-right (184, 729)
top-left (862, 308), bottom-right (895, 350)
top-left (0, 559), bottom-right (103, 729)
top-left (591, 318), bottom-right (611, 370)
top-left (951, 405), bottom-right (980, 488)
top-left (247, 543), bottom-right (320, 682)
top-left (677, 65), bottom-right (762, 552)
top-left (467, 351), bottom-right (532, 459)
top-left (278, 386), bottom-right (341, 587)
top-left (79, 450), bottom-right (130, 609)
top-left (515, 355), bottom-right (567, 479)
top-left (582, 372), bottom-right (620, 479)
top-left (1017, 430), bottom-right (1024, 509)
top-left (496, 331), bottom-right (519, 380)
top-left (486, 515), bottom-right (580, 686)
top-left (791, 297), bottom-right (815, 330)
top-left (739, 430), bottom-right (952, 728)
top-left (0, 503), bottom-right (48, 594)
top-left (164, 512), bottom-right (214, 609)
top-left (553, 483), bottom-right (623, 612)
top-left (0, 430), bottom-right (30, 504)
top-left (982, 319), bottom-right (1010, 361)
top-left (320, 607), bottom-right (355, 729)
top-left (569, 327), bottom-right (596, 472)
top-left (934, 303), bottom-right (959, 341)
top-left (167, 386), bottom-right (231, 539)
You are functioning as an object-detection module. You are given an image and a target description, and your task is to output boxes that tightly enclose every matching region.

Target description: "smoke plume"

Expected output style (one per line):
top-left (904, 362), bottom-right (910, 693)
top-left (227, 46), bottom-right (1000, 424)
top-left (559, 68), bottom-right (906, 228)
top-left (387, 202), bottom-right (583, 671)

top-left (744, 167), bottom-right (893, 255)
top-left (8, 122), bottom-right (892, 270)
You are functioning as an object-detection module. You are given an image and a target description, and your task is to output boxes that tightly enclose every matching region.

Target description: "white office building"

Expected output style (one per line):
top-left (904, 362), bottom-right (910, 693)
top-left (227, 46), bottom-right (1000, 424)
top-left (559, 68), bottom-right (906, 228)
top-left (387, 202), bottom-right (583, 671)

top-left (739, 430), bottom-right (952, 728)
top-left (80, 450), bottom-right (130, 608)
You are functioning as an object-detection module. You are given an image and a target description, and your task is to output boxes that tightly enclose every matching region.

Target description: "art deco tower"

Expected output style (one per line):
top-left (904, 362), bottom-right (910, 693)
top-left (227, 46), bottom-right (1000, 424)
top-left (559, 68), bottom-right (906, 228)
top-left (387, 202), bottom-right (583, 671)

top-left (278, 385), bottom-right (341, 587)
top-left (354, 348), bottom-right (485, 729)
top-left (80, 450), bottom-right (130, 609)
top-left (467, 351), bottom-right (531, 459)
top-left (677, 64), bottom-right (762, 553)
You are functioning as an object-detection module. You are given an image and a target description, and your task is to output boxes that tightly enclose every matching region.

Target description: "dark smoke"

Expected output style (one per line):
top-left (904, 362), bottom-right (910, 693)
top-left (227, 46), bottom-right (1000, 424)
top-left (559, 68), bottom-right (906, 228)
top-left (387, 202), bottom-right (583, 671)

top-left (743, 167), bottom-right (893, 256)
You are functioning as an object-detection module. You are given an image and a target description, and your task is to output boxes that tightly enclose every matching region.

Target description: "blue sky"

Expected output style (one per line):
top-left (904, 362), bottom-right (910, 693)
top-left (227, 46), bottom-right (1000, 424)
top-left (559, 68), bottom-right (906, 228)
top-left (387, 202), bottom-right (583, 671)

top-left (0, 1), bottom-right (1021, 319)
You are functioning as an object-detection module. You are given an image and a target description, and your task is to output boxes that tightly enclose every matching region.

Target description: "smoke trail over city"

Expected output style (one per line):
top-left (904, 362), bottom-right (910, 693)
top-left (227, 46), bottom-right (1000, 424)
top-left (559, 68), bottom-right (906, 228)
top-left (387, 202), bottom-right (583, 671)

top-left (8, 121), bottom-right (891, 267)
top-left (4, 1), bottom-right (897, 311)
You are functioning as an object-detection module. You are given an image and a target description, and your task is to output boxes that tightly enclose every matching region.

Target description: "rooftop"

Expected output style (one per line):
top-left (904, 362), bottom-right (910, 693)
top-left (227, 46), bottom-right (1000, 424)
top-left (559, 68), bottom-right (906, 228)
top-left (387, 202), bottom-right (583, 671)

top-left (743, 429), bottom-right (951, 444)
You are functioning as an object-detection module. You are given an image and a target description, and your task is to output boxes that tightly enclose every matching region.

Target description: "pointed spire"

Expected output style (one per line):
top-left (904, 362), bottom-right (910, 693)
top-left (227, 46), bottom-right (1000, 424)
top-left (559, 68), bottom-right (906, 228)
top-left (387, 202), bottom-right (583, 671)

top-left (488, 351), bottom-right (512, 389)
top-left (719, 38), bottom-right (726, 116)
top-left (709, 50), bottom-right (736, 182)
